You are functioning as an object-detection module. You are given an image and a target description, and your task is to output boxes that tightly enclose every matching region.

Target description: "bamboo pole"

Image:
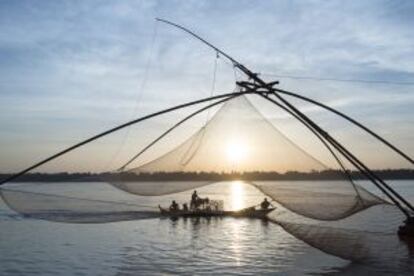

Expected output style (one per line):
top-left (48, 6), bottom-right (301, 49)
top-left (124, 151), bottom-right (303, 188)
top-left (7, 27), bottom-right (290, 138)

top-left (0, 91), bottom-right (256, 185)
top-left (155, 18), bottom-right (414, 216)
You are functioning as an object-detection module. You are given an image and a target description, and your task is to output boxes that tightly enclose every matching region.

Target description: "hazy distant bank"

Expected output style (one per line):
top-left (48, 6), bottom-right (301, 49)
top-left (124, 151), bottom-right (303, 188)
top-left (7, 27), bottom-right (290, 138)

top-left (1, 169), bottom-right (413, 182)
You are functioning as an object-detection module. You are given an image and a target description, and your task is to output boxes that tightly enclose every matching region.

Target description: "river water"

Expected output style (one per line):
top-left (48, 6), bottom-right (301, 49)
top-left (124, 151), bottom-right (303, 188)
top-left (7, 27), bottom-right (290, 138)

top-left (0, 180), bottom-right (413, 275)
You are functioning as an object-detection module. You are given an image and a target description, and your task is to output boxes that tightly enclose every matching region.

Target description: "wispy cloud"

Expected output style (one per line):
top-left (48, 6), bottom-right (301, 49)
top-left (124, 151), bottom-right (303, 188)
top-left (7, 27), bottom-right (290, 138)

top-left (0, 0), bottom-right (413, 171)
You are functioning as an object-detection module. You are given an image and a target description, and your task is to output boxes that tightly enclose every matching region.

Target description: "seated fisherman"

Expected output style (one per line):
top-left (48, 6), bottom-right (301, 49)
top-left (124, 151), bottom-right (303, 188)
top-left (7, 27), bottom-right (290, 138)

top-left (169, 200), bottom-right (179, 211)
top-left (260, 198), bottom-right (272, 210)
top-left (182, 203), bottom-right (189, 211)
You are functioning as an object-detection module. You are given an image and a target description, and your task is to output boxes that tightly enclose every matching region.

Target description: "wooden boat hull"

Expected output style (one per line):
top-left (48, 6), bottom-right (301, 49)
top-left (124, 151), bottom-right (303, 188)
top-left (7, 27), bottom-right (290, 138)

top-left (159, 206), bottom-right (275, 219)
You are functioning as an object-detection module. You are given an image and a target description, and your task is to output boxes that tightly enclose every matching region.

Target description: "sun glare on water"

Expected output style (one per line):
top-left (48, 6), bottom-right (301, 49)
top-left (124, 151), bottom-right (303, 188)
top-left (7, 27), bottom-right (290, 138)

top-left (230, 180), bottom-right (245, 210)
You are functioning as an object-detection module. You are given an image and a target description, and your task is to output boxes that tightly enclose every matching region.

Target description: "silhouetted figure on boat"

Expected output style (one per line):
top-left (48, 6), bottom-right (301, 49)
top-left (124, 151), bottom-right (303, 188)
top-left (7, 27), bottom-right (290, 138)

top-left (261, 198), bottom-right (272, 210)
top-left (190, 190), bottom-right (210, 210)
top-left (182, 203), bottom-right (189, 211)
top-left (192, 190), bottom-right (198, 201)
top-left (191, 190), bottom-right (198, 209)
top-left (170, 200), bottom-right (179, 211)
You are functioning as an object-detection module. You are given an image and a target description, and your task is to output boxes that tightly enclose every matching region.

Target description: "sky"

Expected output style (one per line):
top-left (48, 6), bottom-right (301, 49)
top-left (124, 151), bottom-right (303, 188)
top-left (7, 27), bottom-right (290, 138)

top-left (0, 0), bottom-right (413, 173)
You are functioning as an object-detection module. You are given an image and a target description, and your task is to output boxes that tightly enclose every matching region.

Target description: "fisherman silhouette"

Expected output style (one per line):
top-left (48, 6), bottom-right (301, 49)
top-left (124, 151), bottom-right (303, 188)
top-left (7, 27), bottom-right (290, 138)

top-left (169, 200), bottom-right (179, 211)
top-left (191, 190), bottom-right (198, 209)
top-left (261, 198), bottom-right (271, 210)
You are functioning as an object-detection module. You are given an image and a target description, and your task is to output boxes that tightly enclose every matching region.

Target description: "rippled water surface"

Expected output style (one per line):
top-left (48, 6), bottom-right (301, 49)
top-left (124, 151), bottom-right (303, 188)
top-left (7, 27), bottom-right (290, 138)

top-left (1, 180), bottom-right (413, 275)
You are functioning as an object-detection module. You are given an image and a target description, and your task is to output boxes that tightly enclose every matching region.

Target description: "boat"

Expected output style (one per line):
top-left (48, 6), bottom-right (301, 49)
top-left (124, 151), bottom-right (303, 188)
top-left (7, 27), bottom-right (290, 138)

top-left (159, 205), bottom-right (276, 219)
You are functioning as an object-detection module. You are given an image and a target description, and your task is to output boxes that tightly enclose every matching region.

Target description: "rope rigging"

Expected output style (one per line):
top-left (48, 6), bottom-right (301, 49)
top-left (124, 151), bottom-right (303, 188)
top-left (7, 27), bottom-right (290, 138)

top-left (103, 21), bottom-right (159, 171)
top-left (153, 18), bottom-right (413, 218)
top-left (1, 18), bottom-right (413, 234)
top-left (0, 90), bottom-right (259, 186)
top-left (118, 95), bottom-right (239, 171)
top-left (261, 72), bottom-right (414, 86)
top-left (205, 51), bottom-right (220, 122)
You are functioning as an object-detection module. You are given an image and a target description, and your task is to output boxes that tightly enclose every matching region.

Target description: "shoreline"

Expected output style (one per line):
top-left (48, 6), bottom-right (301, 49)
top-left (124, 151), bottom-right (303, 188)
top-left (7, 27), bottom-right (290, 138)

top-left (2, 169), bottom-right (413, 182)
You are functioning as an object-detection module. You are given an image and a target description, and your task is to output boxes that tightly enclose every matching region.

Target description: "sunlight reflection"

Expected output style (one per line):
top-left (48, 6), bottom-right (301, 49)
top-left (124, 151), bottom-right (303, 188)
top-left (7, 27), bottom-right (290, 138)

top-left (230, 220), bottom-right (242, 266)
top-left (230, 181), bottom-right (245, 210)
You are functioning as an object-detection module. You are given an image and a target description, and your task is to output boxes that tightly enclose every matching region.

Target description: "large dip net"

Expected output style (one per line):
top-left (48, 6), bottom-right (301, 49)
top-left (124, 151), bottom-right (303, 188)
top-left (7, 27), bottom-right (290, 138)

top-left (1, 93), bottom-right (409, 266)
top-left (109, 95), bottom-right (385, 220)
top-left (1, 94), bottom-right (386, 223)
top-left (1, 17), bottom-right (411, 268)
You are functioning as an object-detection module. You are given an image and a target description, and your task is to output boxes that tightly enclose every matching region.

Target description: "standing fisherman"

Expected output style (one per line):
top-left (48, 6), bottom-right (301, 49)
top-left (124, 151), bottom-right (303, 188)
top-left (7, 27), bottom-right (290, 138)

top-left (191, 190), bottom-right (198, 209)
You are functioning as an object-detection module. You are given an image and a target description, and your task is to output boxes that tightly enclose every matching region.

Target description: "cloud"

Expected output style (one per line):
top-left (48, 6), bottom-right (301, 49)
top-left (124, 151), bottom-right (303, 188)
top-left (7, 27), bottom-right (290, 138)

top-left (0, 0), bottom-right (413, 172)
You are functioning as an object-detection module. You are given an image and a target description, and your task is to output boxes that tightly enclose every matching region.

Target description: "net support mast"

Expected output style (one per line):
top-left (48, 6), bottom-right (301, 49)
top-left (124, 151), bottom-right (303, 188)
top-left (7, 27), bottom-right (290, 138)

top-left (155, 18), bottom-right (414, 220)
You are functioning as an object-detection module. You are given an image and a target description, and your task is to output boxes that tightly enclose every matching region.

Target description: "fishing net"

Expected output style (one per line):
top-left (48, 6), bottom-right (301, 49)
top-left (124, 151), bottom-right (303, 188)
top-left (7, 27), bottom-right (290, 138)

top-left (252, 181), bottom-right (384, 220)
top-left (126, 95), bottom-right (326, 173)
top-left (0, 94), bottom-right (387, 224)
top-left (268, 204), bottom-right (414, 272)
top-left (107, 95), bottom-right (386, 220)
top-left (0, 187), bottom-right (160, 223)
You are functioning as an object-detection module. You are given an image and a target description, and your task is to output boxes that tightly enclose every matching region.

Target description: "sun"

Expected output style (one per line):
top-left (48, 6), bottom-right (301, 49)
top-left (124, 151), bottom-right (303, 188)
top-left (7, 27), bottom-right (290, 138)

top-left (225, 139), bottom-right (248, 164)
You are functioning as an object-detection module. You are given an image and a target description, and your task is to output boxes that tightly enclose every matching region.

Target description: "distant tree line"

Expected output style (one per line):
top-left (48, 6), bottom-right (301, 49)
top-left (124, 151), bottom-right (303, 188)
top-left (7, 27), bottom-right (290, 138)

top-left (1, 169), bottom-right (414, 182)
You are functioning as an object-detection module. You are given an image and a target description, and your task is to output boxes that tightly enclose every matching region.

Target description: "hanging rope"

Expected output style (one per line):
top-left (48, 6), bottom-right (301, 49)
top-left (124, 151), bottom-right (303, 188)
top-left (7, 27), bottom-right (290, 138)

top-left (178, 51), bottom-right (221, 167)
top-left (118, 95), bottom-right (238, 170)
top-left (261, 72), bottom-right (414, 86)
top-left (103, 21), bottom-right (159, 171)
top-left (204, 51), bottom-right (220, 123)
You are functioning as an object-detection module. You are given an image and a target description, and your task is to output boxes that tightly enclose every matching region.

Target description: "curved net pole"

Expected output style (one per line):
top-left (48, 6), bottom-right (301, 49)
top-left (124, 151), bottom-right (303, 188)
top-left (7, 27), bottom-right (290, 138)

top-left (118, 94), bottom-right (241, 171)
top-left (266, 86), bottom-right (414, 214)
top-left (257, 93), bottom-right (406, 211)
top-left (256, 93), bottom-right (364, 199)
top-left (266, 91), bottom-right (413, 216)
top-left (156, 18), bottom-right (262, 88)
top-left (318, 124), bottom-right (413, 215)
top-left (156, 17), bottom-right (413, 218)
top-left (263, 90), bottom-right (410, 217)
top-left (273, 88), bottom-right (413, 165)
top-left (0, 91), bottom-right (258, 186)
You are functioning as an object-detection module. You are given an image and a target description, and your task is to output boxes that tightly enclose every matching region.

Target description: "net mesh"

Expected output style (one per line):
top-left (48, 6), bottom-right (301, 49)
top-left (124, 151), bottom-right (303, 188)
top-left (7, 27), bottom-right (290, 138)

top-left (252, 181), bottom-right (384, 220)
top-left (268, 204), bottom-right (414, 271)
top-left (127, 96), bottom-right (327, 173)
top-left (107, 95), bottom-right (386, 220)
top-left (0, 187), bottom-right (160, 223)
top-left (1, 95), bottom-right (387, 224)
